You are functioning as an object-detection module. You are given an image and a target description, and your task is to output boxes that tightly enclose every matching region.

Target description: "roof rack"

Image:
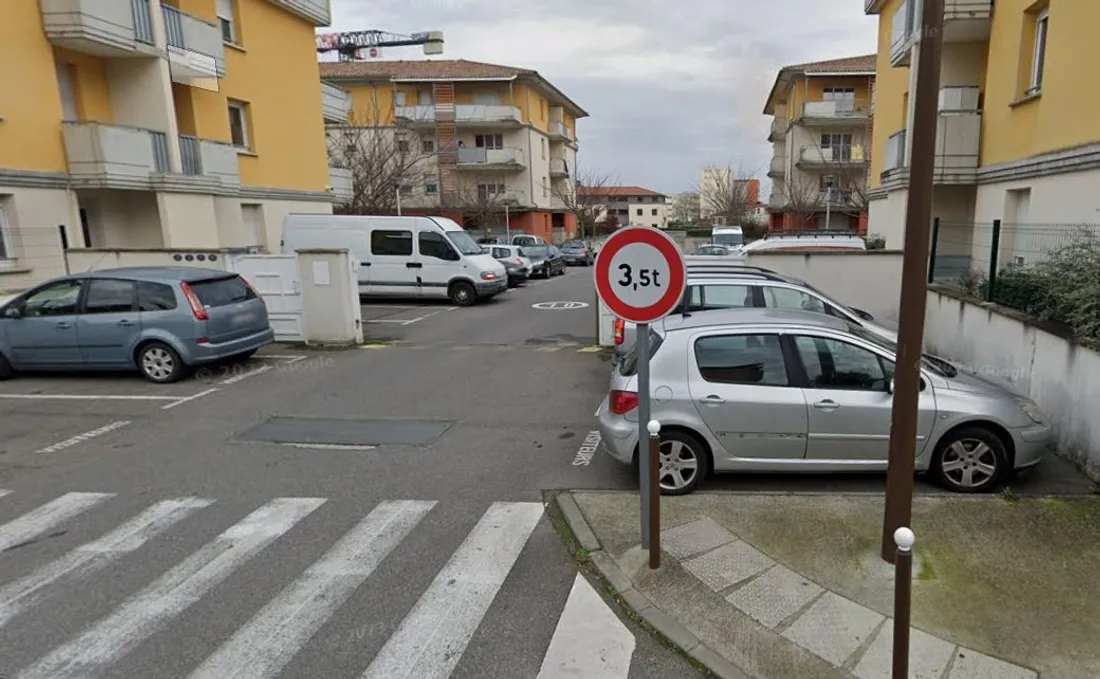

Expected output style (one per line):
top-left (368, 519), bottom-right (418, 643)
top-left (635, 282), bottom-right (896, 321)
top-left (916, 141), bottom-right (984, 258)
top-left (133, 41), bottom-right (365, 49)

top-left (686, 263), bottom-right (776, 274)
top-left (687, 270), bottom-right (794, 284)
top-left (761, 230), bottom-right (862, 239)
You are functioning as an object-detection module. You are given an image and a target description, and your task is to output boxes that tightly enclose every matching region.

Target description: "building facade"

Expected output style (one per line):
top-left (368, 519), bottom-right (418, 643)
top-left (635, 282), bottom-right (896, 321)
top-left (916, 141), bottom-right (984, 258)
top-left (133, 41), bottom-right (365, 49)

top-left (0, 0), bottom-right (341, 294)
top-left (579, 186), bottom-right (669, 229)
top-left (866, 0), bottom-right (1100, 263)
top-left (319, 59), bottom-right (587, 243)
top-left (762, 55), bottom-right (875, 233)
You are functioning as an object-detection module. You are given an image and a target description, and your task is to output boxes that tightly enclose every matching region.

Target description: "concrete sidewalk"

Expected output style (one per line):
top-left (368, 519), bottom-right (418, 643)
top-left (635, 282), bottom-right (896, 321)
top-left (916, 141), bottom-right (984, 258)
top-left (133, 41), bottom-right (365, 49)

top-left (556, 490), bottom-right (1098, 679)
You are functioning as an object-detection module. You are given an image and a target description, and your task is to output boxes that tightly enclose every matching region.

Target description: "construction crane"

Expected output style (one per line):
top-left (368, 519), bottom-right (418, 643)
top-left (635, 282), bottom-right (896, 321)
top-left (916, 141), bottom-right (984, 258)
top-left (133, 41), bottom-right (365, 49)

top-left (316, 30), bottom-right (444, 61)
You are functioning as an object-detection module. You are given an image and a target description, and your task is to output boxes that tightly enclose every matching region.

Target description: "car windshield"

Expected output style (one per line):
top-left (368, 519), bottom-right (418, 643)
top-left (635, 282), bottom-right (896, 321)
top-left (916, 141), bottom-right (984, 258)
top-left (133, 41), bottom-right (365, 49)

top-left (713, 233), bottom-right (743, 247)
top-left (562, 242), bottom-right (584, 250)
top-left (845, 323), bottom-right (955, 377)
top-left (525, 246), bottom-right (548, 257)
top-left (446, 230), bottom-right (484, 255)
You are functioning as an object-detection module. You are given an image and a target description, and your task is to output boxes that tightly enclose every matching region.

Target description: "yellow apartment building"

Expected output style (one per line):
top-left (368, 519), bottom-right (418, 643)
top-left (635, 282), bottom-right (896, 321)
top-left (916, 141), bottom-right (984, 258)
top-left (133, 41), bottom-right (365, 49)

top-left (762, 54), bottom-right (876, 233)
top-left (866, 0), bottom-right (1100, 260)
top-left (318, 59), bottom-right (588, 242)
top-left (0, 0), bottom-right (341, 294)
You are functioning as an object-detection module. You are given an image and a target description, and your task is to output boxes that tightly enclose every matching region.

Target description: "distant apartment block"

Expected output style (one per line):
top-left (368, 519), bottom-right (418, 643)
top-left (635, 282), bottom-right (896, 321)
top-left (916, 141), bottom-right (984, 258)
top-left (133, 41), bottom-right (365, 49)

top-left (579, 186), bottom-right (669, 229)
top-left (698, 167), bottom-right (760, 223)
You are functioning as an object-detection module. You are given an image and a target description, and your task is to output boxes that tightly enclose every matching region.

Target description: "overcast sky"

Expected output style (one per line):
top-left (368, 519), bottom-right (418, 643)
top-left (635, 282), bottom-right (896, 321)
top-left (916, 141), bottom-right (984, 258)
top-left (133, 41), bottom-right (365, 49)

top-left (328, 0), bottom-right (878, 196)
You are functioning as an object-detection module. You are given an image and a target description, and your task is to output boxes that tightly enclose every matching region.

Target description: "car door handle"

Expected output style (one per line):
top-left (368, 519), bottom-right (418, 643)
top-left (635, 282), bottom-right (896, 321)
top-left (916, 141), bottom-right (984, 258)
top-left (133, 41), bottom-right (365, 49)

top-left (54, 321), bottom-right (72, 329)
top-left (813, 399), bottom-right (839, 410)
top-left (406, 262), bottom-right (422, 269)
top-left (117, 319), bottom-right (135, 327)
top-left (698, 395), bottom-right (726, 405)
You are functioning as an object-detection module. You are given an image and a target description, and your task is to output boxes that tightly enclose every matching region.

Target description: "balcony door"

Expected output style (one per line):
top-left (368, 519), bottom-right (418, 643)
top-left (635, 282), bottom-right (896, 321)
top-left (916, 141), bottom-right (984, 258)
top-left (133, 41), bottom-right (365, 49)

top-left (820, 134), bottom-right (852, 162)
top-left (823, 87), bottom-right (856, 114)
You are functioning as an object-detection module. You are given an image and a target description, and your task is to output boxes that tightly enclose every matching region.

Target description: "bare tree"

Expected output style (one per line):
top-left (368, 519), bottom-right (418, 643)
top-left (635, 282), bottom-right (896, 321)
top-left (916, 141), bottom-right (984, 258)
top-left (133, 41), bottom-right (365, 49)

top-left (670, 192), bottom-right (701, 224)
top-left (782, 174), bottom-right (825, 229)
top-left (550, 167), bottom-right (616, 241)
top-left (807, 140), bottom-right (871, 219)
top-left (447, 176), bottom-right (514, 234)
top-left (326, 95), bottom-right (438, 214)
top-left (696, 164), bottom-right (760, 226)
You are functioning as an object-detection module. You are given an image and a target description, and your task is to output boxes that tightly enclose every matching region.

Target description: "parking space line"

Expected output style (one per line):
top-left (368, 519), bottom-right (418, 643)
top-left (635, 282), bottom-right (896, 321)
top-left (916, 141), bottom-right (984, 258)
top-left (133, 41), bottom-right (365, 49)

top-left (220, 364), bottom-right (273, 385)
top-left (255, 354), bottom-right (307, 360)
top-left (37, 420), bottom-right (131, 454)
top-left (576, 346), bottom-right (604, 353)
top-left (0, 394), bottom-right (178, 402)
top-left (0, 490), bottom-right (10, 499)
top-left (162, 388), bottom-right (219, 411)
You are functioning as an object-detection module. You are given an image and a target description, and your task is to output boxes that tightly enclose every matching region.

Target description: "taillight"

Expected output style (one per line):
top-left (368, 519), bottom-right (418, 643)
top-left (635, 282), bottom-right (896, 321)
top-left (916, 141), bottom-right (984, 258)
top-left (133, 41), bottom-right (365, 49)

top-left (179, 282), bottom-right (208, 321)
top-left (613, 318), bottom-right (625, 345)
top-left (242, 276), bottom-right (262, 301)
top-left (609, 390), bottom-right (638, 415)
top-left (515, 258), bottom-right (523, 266)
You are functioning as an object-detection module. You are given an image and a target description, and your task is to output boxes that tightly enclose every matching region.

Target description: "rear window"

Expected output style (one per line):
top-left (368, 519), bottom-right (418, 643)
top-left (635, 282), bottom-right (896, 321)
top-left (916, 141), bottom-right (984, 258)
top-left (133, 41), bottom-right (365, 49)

top-left (619, 329), bottom-right (664, 376)
top-left (187, 275), bottom-right (256, 308)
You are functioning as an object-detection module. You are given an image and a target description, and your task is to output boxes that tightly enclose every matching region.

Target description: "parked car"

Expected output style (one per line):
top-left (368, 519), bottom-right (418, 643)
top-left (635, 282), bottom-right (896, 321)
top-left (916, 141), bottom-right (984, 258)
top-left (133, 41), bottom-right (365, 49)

top-left (484, 244), bottom-right (533, 287)
top-left (611, 265), bottom-right (896, 363)
top-left (737, 231), bottom-right (867, 253)
top-left (523, 245), bottom-right (566, 278)
top-left (560, 240), bottom-right (594, 266)
top-left (511, 234), bottom-right (546, 247)
top-left (282, 214), bottom-right (507, 306)
top-left (695, 244), bottom-right (731, 256)
top-left (0, 267), bottom-right (274, 384)
top-left (597, 307), bottom-right (1051, 495)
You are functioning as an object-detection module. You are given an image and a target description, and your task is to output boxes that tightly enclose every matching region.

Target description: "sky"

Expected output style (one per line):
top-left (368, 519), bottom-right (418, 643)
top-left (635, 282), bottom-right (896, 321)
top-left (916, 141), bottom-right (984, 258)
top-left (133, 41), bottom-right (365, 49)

top-left (328, 0), bottom-right (878, 197)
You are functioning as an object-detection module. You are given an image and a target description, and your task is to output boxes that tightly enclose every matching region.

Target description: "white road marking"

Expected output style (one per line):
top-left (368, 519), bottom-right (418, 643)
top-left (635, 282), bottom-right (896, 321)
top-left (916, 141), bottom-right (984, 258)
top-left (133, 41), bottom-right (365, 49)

top-left (361, 501), bottom-right (545, 679)
top-left (253, 354), bottom-right (306, 359)
top-left (0, 490), bottom-right (10, 499)
top-left (161, 388), bottom-right (219, 410)
top-left (0, 394), bottom-right (177, 402)
top-left (16, 497), bottom-right (325, 679)
top-left (220, 364), bottom-right (273, 385)
top-left (536, 573), bottom-right (635, 679)
top-left (36, 420), bottom-right (131, 454)
top-left (0, 497), bottom-right (213, 629)
top-left (188, 500), bottom-right (436, 679)
top-left (0, 492), bottom-right (115, 553)
top-left (571, 431), bottom-right (602, 467)
top-left (280, 443), bottom-right (378, 451)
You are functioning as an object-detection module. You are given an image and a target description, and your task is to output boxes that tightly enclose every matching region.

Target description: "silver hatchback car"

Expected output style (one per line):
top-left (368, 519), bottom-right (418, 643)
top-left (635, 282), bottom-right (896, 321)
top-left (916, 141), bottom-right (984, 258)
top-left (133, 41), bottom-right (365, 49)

top-left (597, 308), bottom-right (1052, 495)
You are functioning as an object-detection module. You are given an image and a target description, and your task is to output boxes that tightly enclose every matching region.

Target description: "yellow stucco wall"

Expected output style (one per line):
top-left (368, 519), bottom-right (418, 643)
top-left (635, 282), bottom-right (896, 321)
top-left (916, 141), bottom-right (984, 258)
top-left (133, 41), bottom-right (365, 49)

top-left (980, 0), bottom-right (1099, 166)
top-left (868, 0), bottom-right (910, 189)
top-left (0, 3), bottom-right (66, 172)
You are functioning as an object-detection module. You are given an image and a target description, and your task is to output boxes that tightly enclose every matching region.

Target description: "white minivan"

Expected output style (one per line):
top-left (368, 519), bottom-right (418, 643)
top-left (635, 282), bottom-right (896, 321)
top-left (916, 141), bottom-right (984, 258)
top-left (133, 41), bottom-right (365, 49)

top-left (282, 214), bottom-right (508, 306)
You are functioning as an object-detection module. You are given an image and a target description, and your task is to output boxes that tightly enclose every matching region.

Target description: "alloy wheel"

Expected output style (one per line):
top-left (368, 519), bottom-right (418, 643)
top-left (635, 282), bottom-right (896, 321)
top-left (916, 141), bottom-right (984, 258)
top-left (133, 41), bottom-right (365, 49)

top-left (658, 440), bottom-right (699, 491)
top-left (940, 438), bottom-right (999, 489)
top-left (142, 347), bottom-right (175, 381)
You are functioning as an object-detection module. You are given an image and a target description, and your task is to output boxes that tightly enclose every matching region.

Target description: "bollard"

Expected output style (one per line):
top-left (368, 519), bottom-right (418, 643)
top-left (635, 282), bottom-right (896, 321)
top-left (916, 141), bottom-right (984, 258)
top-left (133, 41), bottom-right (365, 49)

top-left (647, 419), bottom-right (661, 569)
top-left (892, 527), bottom-right (915, 679)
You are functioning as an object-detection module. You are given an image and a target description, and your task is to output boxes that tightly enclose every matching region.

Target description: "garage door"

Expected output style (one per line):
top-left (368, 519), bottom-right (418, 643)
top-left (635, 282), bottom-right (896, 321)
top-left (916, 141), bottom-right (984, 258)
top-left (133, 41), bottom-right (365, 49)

top-left (227, 254), bottom-right (303, 342)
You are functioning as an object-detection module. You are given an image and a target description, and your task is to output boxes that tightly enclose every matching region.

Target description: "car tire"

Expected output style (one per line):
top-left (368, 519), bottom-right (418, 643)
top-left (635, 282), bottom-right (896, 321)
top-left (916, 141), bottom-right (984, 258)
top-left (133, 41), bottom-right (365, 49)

top-left (654, 430), bottom-right (710, 496)
top-left (0, 352), bottom-right (12, 381)
top-left (929, 426), bottom-right (1008, 493)
top-left (233, 349), bottom-right (258, 362)
top-left (449, 281), bottom-right (477, 306)
top-left (137, 341), bottom-right (186, 384)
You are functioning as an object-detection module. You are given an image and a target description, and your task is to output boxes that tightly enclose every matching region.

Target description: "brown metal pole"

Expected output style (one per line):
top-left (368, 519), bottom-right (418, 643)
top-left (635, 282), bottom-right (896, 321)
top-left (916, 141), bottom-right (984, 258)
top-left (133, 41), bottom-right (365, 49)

top-left (892, 527), bottom-right (915, 678)
top-left (882, 0), bottom-right (945, 563)
top-left (648, 420), bottom-right (661, 569)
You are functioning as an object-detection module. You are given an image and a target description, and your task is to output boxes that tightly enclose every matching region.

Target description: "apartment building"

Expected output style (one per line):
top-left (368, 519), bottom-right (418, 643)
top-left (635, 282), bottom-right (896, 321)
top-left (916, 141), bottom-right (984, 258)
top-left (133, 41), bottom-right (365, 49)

top-left (318, 59), bottom-right (587, 242)
top-left (698, 168), bottom-right (761, 222)
top-left (762, 55), bottom-right (875, 233)
top-left (866, 1), bottom-right (1100, 260)
top-left (579, 186), bottom-right (669, 229)
top-left (0, 0), bottom-right (340, 293)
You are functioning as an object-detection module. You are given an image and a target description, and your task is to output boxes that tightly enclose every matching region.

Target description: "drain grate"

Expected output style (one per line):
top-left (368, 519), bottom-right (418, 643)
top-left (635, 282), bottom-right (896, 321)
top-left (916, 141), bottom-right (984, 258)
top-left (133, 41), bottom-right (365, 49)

top-left (237, 416), bottom-right (454, 447)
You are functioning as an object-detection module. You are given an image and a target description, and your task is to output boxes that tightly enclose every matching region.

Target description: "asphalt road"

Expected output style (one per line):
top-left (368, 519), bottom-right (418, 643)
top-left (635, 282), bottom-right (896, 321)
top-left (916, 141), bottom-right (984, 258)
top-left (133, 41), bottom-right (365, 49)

top-left (0, 268), bottom-right (702, 679)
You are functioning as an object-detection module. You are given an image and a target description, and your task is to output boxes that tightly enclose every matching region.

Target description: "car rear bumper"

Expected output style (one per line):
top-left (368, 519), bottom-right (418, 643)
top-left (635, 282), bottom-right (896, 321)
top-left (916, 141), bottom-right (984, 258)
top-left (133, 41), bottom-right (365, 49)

top-left (184, 327), bottom-right (275, 365)
top-left (597, 397), bottom-right (638, 465)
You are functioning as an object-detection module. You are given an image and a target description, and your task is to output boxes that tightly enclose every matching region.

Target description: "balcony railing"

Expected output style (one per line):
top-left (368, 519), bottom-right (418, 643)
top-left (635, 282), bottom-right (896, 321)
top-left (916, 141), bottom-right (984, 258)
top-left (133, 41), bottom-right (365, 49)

top-left (767, 157), bottom-right (785, 177)
top-left (267, 0), bottom-right (332, 26)
top-left (456, 146), bottom-right (525, 168)
top-left (802, 99), bottom-right (871, 121)
top-left (884, 129), bottom-right (908, 172)
top-left (549, 121), bottom-right (574, 142)
top-left (63, 122), bottom-right (170, 187)
top-left (394, 104), bottom-right (523, 125)
top-left (938, 85), bottom-right (980, 112)
top-left (944, 0), bottom-right (992, 40)
top-left (162, 5), bottom-right (225, 87)
top-left (798, 145), bottom-right (865, 165)
top-left (890, 0), bottom-right (917, 66)
top-left (329, 167), bottom-right (353, 204)
top-left (549, 157), bottom-right (569, 176)
top-left (175, 136), bottom-right (239, 187)
top-left (40, 0), bottom-right (159, 57)
top-left (321, 82), bottom-right (352, 124)
top-left (180, 135), bottom-right (202, 175)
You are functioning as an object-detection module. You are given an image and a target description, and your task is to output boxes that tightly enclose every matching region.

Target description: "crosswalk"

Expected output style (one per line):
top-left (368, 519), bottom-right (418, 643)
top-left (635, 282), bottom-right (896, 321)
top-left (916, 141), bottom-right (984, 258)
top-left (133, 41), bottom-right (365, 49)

top-left (0, 489), bottom-right (637, 679)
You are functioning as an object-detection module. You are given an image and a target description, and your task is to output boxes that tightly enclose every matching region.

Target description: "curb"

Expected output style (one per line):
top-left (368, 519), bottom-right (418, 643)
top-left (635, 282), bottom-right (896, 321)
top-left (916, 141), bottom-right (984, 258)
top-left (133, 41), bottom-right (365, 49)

top-left (554, 491), bottom-right (752, 679)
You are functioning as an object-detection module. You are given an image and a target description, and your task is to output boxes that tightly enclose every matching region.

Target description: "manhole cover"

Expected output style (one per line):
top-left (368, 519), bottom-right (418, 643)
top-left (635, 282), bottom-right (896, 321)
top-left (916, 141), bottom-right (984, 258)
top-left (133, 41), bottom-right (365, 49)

top-left (237, 416), bottom-right (454, 447)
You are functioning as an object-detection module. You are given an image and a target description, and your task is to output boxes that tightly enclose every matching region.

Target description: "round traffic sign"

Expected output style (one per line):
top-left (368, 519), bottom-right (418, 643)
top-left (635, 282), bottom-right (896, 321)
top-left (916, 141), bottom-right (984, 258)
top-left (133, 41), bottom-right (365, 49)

top-left (594, 227), bottom-right (686, 324)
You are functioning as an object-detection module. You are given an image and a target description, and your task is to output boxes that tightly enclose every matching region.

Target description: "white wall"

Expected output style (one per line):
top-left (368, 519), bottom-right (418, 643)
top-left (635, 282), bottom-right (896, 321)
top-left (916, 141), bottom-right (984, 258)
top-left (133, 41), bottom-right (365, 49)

top-left (0, 185), bottom-right (76, 293)
top-left (924, 287), bottom-right (1100, 481)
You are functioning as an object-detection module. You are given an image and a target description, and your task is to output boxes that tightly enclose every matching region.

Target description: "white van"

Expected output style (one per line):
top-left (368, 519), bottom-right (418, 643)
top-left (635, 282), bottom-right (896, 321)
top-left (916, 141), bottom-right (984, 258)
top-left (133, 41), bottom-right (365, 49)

top-left (711, 226), bottom-right (744, 251)
top-left (282, 214), bottom-right (508, 306)
top-left (511, 233), bottom-right (545, 247)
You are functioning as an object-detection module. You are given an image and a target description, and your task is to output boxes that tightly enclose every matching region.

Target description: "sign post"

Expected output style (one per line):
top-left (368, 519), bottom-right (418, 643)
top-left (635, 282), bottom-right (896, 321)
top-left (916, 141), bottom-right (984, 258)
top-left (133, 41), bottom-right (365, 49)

top-left (594, 226), bottom-right (686, 556)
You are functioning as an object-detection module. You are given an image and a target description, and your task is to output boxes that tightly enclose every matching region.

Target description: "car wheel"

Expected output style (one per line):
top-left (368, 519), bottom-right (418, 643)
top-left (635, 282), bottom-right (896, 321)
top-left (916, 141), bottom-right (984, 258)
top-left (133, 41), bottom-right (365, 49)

top-left (449, 281), bottom-right (477, 306)
top-left (0, 352), bottom-right (12, 381)
top-left (138, 341), bottom-right (185, 384)
top-left (654, 430), bottom-right (710, 496)
top-left (233, 349), bottom-right (258, 362)
top-left (930, 426), bottom-right (1008, 493)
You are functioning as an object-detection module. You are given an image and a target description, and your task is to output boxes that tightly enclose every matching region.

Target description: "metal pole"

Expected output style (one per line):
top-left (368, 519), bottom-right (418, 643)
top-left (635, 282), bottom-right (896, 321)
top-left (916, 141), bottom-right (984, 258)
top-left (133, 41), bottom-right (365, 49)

top-left (927, 217), bottom-right (940, 283)
top-left (824, 188), bottom-right (832, 230)
top-left (647, 419), bottom-right (661, 569)
top-left (986, 219), bottom-right (1001, 302)
top-left (636, 323), bottom-right (651, 550)
top-left (892, 527), bottom-right (915, 678)
top-left (882, 0), bottom-right (944, 563)
top-left (505, 204), bottom-right (511, 242)
top-left (396, 187), bottom-right (402, 216)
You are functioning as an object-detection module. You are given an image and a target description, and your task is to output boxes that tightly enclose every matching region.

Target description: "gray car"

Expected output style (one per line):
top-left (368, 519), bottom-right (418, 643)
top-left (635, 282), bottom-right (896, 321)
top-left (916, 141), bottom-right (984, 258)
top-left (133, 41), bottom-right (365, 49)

top-left (597, 308), bottom-right (1051, 495)
top-left (0, 267), bottom-right (274, 384)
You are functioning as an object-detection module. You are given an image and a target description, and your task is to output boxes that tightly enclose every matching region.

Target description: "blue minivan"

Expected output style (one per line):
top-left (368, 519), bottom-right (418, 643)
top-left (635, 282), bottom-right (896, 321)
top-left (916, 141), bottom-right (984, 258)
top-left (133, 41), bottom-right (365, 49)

top-left (0, 267), bottom-right (274, 383)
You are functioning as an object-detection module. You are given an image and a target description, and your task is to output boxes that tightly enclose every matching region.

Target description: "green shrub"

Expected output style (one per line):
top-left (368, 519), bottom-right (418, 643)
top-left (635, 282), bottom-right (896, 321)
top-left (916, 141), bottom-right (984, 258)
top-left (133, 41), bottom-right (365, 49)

top-left (864, 233), bottom-right (886, 250)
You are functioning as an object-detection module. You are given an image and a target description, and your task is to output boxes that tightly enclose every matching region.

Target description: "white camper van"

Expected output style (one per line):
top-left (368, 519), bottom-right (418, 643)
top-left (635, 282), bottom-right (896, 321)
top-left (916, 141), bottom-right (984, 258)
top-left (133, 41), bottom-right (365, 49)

top-left (282, 214), bottom-right (508, 306)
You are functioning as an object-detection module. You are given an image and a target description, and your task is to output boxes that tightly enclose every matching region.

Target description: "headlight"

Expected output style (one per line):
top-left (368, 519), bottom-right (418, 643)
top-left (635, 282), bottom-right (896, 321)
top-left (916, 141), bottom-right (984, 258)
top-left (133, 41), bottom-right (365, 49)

top-left (1018, 399), bottom-right (1045, 424)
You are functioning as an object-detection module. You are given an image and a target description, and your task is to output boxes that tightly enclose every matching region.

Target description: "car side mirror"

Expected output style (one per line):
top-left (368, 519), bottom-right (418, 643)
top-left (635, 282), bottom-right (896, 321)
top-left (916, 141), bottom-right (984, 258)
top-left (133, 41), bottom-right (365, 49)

top-left (2, 306), bottom-right (22, 319)
top-left (887, 378), bottom-right (894, 394)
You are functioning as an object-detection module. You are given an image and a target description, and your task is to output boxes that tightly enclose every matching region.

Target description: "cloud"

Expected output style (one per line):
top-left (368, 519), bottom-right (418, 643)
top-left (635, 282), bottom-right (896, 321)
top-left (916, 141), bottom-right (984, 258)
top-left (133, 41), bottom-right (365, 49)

top-left (328, 0), bottom-right (878, 195)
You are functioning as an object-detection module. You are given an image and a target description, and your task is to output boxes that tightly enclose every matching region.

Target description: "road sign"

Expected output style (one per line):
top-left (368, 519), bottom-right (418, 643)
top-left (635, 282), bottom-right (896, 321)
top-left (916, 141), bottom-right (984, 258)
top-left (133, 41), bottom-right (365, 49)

top-left (532, 301), bottom-right (589, 310)
top-left (594, 226), bottom-right (686, 324)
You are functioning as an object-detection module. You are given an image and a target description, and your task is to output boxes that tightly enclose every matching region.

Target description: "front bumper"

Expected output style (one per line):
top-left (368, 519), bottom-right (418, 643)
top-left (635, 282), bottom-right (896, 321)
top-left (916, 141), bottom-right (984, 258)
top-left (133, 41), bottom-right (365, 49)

top-left (596, 395), bottom-right (639, 465)
top-left (475, 277), bottom-right (509, 296)
top-left (506, 267), bottom-right (529, 283)
top-left (1011, 422), bottom-right (1054, 469)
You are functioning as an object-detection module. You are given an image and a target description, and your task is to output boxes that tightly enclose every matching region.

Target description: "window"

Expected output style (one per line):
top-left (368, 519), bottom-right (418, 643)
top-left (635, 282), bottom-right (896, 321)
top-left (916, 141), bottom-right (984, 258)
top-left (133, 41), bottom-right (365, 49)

top-left (228, 100), bottom-right (249, 149)
top-left (820, 133), bottom-right (853, 161)
top-left (421, 139), bottom-right (435, 153)
top-left (370, 229), bottom-right (413, 256)
top-left (22, 280), bottom-right (83, 317)
top-left (693, 334), bottom-right (789, 386)
top-left (636, 208), bottom-right (643, 216)
top-left (397, 139), bottom-right (410, 153)
top-left (687, 284), bottom-right (755, 311)
top-left (398, 184), bottom-right (413, 196)
top-left (763, 286), bottom-right (828, 314)
top-left (0, 202), bottom-right (12, 261)
top-left (475, 134), bottom-right (503, 149)
top-left (477, 183), bottom-right (505, 201)
top-left (136, 281), bottom-right (178, 311)
top-left (394, 91), bottom-right (406, 107)
top-left (418, 231), bottom-right (456, 260)
top-left (83, 279), bottom-right (136, 314)
top-left (1030, 7), bottom-right (1049, 95)
top-left (543, 177), bottom-right (548, 197)
top-left (794, 336), bottom-right (892, 391)
top-left (491, 247), bottom-right (510, 259)
top-left (216, 0), bottom-right (237, 43)
top-left (651, 209), bottom-right (658, 216)
top-left (188, 275), bottom-right (256, 307)
top-left (425, 182), bottom-right (438, 194)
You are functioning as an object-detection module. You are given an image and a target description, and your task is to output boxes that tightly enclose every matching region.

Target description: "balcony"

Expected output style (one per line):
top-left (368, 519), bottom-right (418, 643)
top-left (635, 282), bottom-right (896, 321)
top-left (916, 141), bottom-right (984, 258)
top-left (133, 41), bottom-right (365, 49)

top-left (801, 99), bottom-right (870, 125)
top-left (549, 157), bottom-right (570, 177)
top-left (40, 0), bottom-right (160, 58)
top-left (162, 6), bottom-right (224, 91)
top-left (890, 0), bottom-right (917, 66)
top-left (455, 147), bottom-right (525, 171)
top-left (63, 122), bottom-right (171, 189)
top-left (797, 145), bottom-right (867, 167)
top-left (881, 87), bottom-right (981, 185)
top-left (768, 118), bottom-right (787, 142)
top-left (944, 0), bottom-right (992, 41)
top-left (549, 121), bottom-right (574, 143)
top-left (394, 104), bottom-right (523, 127)
top-left (178, 136), bottom-right (240, 190)
top-left (267, 0), bottom-right (331, 26)
top-left (321, 82), bottom-right (352, 124)
top-left (328, 167), bottom-right (353, 205)
top-left (882, 129), bottom-right (908, 177)
top-left (767, 157), bottom-right (785, 178)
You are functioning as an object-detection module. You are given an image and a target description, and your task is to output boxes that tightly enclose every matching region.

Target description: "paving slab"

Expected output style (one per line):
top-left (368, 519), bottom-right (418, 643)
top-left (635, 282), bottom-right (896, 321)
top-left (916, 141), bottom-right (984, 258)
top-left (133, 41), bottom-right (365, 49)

top-left (781, 592), bottom-right (884, 666)
top-left (725, 564), bottom-right (824, 630)
top-left (682, 540), bottom-right (775, 592)
top-left (853, 619), bottom-right (956, 679)
top-left (660, 517), bottom-right (736, 559)
top-left (947, 648), bottom-right (1039, 679)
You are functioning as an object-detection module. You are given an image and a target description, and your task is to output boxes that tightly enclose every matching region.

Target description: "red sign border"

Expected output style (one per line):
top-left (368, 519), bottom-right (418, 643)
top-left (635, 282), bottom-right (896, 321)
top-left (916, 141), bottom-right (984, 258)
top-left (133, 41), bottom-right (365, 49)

top-left (595, 227), bottom-right (686, 324)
